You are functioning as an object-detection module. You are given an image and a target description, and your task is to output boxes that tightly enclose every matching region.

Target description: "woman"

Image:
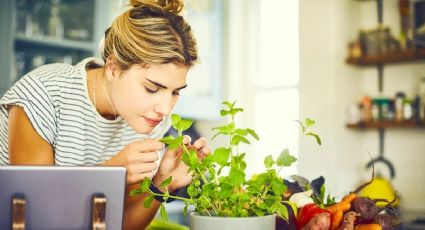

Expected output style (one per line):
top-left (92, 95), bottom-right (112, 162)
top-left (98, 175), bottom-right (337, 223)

top-left (0, 0), bottom-right (209, 228)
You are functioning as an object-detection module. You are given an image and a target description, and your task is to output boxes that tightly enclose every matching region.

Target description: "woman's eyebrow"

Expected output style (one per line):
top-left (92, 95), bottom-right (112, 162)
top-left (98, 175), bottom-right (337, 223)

top-left (146, 78), bottom-right (187, 90)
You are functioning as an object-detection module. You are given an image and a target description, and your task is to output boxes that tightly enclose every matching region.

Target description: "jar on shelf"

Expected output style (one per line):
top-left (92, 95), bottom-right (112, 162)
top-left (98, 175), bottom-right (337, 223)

top-left (395, 92), bottom-right (406, 121)
top-left (403, 97), bottom-right (413, 120)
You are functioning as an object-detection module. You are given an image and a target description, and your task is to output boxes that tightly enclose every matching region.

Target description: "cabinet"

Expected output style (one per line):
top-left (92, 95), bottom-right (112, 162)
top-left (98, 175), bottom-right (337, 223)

top-left (0, 0), bottom-right (115, 96)
top-left (346, 0), bottom-right (425, 178)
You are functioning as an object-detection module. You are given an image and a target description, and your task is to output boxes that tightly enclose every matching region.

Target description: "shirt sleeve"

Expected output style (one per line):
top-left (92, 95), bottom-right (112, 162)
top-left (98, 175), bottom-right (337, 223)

top-left (0, 74), bottom-right (57, 145)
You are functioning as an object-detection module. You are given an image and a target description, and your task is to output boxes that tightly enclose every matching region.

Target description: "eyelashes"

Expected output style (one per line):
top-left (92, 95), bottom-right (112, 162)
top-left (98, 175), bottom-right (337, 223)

top-left (144, 87), bottom-right (180, 95)
top-left (144, 87), bottom-right (159, 94)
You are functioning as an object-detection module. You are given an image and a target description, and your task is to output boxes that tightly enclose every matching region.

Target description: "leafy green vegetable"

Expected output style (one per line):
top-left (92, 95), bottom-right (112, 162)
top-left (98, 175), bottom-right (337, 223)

top-left (131, 100), bottom-right (321, 220)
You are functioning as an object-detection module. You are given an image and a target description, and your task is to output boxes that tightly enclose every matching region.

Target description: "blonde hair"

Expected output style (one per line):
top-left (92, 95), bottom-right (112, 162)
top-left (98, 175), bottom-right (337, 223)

top-left (102, 0), bottom-right (198, 70)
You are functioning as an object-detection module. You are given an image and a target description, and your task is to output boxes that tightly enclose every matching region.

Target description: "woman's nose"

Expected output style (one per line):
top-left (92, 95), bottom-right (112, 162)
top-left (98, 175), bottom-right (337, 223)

top-left (154, 94), bottom-right (173, 116)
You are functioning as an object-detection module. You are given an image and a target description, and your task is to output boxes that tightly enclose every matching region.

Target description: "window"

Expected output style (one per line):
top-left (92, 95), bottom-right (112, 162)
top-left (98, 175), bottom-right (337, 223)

top-left (172, 0), bottom-right (223, 120)
top-left (247, 0), bottom-right (300, 177)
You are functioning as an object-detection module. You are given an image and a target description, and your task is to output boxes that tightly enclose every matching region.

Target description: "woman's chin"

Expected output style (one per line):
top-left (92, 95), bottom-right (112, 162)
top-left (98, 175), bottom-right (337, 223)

top-left (128, 123), bottom-right (154, 134)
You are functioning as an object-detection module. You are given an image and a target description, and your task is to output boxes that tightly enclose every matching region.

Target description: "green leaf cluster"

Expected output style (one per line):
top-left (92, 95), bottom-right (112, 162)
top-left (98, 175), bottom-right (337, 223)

top-left (131, 101), bottom-right (321, 220)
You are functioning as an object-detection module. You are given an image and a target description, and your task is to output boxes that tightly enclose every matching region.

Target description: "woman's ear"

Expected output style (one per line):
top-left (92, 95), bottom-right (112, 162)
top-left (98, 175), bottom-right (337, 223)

top-left (104, 57), bottom-right (122, 82)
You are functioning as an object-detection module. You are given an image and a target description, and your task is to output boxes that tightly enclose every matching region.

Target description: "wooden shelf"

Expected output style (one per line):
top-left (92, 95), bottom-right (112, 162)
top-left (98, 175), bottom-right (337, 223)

top-left (346, 120), bottom-right (425, 129)
top-left (14, 34), bottom-right (94, 52)
top-left (346, 49), bottom-right (425, 66)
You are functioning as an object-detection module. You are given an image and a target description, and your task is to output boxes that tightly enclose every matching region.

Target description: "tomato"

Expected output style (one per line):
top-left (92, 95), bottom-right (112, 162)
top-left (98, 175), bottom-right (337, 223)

top-left (297, 203), bottom-right (331, 229)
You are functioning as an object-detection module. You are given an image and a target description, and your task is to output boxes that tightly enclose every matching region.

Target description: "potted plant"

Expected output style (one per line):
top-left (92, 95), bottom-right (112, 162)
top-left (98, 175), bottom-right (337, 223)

top-left (131, 101), bottom-right (321, 230)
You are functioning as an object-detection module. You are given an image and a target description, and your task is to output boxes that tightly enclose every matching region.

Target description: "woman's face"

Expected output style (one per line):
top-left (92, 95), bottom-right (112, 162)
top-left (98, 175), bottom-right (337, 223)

top-left (109, 63), bottom-right (188, 134)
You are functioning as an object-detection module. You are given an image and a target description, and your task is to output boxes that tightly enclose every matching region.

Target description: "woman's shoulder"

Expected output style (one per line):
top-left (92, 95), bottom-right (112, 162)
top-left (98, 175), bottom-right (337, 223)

top-left (28, 61), bottom-right (83, 82)
top-left (20, 57), bottom-right (100, 91)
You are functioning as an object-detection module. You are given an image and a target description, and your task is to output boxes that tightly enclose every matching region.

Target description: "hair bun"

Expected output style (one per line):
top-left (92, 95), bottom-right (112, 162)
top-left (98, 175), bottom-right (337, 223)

top-left (130, 0), bottom-right (184, 14)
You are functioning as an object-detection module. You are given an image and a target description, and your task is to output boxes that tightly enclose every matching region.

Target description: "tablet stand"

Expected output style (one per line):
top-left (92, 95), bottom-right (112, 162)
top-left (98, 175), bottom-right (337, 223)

top-left (11, 194), bottom-right (107, 230)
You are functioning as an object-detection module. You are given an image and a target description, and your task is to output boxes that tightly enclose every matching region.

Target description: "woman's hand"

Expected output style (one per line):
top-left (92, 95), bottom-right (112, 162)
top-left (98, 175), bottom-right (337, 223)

top-left (153, 136), bottom-right (210, 192)
top-left (102, 139), bottom-right (163, 185)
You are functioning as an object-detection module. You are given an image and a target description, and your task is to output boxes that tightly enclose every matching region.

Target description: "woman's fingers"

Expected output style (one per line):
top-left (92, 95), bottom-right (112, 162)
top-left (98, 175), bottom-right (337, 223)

top-left (128, 162), bottom-right (157, 174)
top-left (126, 161), bottom-right (158, 184)
top-left (183, 135), bottom-right (192, 145)
top-left (130, 139), bottom-right (164, 153)
top-left (200, 146), bottom-right (210, 155)
top-left (129, 151), bottom-right (158, 163)
top-left (193, 137), bottom-right (207, 149)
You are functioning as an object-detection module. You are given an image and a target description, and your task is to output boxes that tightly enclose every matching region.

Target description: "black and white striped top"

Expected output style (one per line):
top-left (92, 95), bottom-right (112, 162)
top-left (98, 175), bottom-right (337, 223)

top-left (0, 58), bottom-right (171, 166)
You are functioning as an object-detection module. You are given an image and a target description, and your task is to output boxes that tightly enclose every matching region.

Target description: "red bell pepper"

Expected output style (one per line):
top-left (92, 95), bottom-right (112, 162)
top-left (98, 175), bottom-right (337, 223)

top-left (297, 203), bottom-right (331, 229)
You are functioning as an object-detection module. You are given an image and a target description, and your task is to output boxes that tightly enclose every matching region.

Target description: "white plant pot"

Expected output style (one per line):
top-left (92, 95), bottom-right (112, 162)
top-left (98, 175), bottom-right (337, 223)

top-left (190, 212), bottom-right (276, 230)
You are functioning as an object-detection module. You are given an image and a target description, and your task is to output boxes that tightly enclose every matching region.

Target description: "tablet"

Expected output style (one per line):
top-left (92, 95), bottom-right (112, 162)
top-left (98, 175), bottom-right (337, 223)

top-left (0, 166), bottom-right (126, 229)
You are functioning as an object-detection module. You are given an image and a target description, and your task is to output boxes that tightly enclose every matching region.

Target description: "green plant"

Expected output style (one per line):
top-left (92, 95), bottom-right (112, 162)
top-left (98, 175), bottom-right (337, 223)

top-left (130, 101), bottom-right (321, 220)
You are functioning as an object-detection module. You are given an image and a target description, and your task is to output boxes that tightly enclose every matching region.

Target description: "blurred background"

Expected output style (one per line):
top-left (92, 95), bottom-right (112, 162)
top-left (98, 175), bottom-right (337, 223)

top-left (0, 0), bottom-right (424, 228)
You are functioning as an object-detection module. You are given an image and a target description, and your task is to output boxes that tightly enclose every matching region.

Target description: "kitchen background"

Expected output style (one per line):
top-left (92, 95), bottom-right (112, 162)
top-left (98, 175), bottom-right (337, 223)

top-left (0, 0), bottom-right (424, 228)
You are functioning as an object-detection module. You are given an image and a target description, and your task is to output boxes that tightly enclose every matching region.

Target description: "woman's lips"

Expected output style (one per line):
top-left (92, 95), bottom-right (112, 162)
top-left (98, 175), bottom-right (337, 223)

top-left (144, 117), bottom-right (162, 127)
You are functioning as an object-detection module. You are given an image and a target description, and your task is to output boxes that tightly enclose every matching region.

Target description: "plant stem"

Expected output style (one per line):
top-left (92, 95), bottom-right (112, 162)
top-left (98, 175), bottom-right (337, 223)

top-left (202, 194), bottom-right (219, 215)
top-left (205, 208), bottom-right (212, 216)
top-left (150, 191), bottom-right (192, 203)
top-left (262, 185), bottom-right (270, 199)
top-left (179, 142), bottom-right (220, 215)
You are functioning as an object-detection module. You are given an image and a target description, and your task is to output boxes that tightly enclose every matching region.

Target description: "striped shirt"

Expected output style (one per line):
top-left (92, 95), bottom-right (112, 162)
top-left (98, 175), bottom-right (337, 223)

top-left (0, 58), bottom-right (171, 166)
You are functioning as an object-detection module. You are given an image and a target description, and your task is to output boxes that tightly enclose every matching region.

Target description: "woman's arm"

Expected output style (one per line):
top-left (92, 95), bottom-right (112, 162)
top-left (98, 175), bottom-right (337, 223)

top-left (8, 105), bottom-right (54, 165)
top-left (9, 105), bottom-right (161, 229)
top-left (123, 183), bottom-right (162, 230)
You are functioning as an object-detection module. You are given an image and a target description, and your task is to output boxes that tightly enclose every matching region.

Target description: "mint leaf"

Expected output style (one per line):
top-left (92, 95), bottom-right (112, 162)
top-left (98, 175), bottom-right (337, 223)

top-left (183, 205), bottom-right (188, 216)
top-left (140, 177), bottom-right (151, 192)
top-left (246, 128), bottom-right (259, 140)
top-left (213, 147), bottom-right (230, 166)
top-left (222, 101), bottom-right (234, 109)
top-left (275, 202), bottom-right (289, 220)
top-left (143, 195), bottom-right (154, 208)
top-left (212, 122), bottom-right (235, 135)
top-left (264, 155), bottom-right (274, 169)
top-left (229, 168), bottom-right (245, 186)
top-left (160, 135), bottom-right (183, 150)
top-left (160, 203), bottom-right (168, 220)
top-left (187, 184), bottom-right (199, 197)
top-left (277, 149), bottom-right (297, 167)
top-left (218, 183), bottom-right (233, 199)
top-left (305, 118), bottom-right (315, 128)
top-left (160, 135), bottom-right (175, 144)
top-left (220, 109), bottom-right (232, 117)
top-left (160, 176), bottom-right (172, 188)
top-left (171, 114), bottom-right (181, 127)
top-left (233, 128), bottom-right (248, 136)
top-left (170, 135), bottom-right (184, 149)
top-left (129, 189), bottom-right (142, 196)
top-left (271, 178), bottom-right (287, 195)
top-left (232, 153), bottom-right (247, 170)
top-left (182, 149), bottom-right (198, 170)
top-left (178, 118), bottom-right (194, 131)
top-left (231, 135), bottom-right (250, 145)
top-left (306, 132), bottom-right (322, 145)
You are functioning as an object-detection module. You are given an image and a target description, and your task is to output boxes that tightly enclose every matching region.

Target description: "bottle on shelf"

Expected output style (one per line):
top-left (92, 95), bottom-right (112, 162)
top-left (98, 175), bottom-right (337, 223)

top-left (360, 95), bottom-right (373, 122)
top-left (48, 0), bottom-right (64, 39)
top-left (403, 97), bottom-right (413, 120)
top-left (395, 92), bottom-right (406, 121)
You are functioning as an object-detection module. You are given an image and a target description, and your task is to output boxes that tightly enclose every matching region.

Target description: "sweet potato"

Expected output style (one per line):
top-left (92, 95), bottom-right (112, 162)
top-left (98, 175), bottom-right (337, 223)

top-left (301, 212), bottom-right (331, 230)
